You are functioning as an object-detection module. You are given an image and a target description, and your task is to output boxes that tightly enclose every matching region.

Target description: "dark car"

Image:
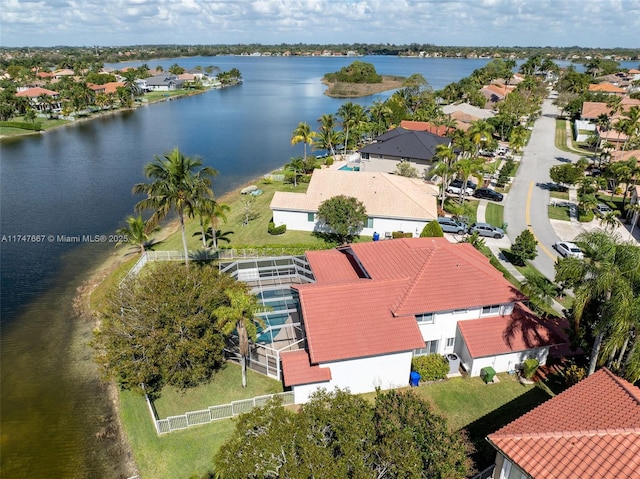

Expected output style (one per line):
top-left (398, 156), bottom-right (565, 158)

top-left (450, 178), bottom-right (477, 190)
top-left (473, 188), bottom-right (504, 202)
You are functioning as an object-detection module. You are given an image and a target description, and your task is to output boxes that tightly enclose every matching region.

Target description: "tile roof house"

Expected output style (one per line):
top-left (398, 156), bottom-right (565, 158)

top-left (399, 120), bottom-right (455, 136)
top-left (358, 127), bottom-right (451, 173)
top-left (588, 82), bottom-right (627, 95)
top-left (487, 368), bottom-right (640, 479)
top-left (270, 169), bottom-right (439, 238)
top-left (442, 103), bottom-right (496, 131)
top-left (281, 238), bottom-right (565, 403)
top-left (480, 83), bottom-right (516, 105)
top-left (16, 87), bottom-right (61, 111)
top-left (88, 82), bottom-right (125, 95)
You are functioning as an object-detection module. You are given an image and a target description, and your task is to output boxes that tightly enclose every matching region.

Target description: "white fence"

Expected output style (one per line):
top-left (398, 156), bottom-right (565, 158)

top-left (153, 391), bottom-right (295, 434)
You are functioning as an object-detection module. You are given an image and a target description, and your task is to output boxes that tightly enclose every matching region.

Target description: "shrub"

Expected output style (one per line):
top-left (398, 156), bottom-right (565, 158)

top-left (510, 229), bottom-right (538, 265)
top-left (578, 210), bottom-right (594, 222)
top-left (522, 358), bottom-right (540, 380)
top-left (564, 364), bottom-right (586, 386)
top-left (392, 231), bottom-right (414, 239)
top-left (325, 156), bottom-right (334, 166)
top-left (420, 220), bottom-right (444, 237)
top-left (268, 222), bottom-right (286, 235)
top-left (411, 354), bottom-right (449, 381)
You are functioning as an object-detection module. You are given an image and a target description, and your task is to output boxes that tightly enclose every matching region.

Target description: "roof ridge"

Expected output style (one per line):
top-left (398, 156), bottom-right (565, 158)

top-left (382, 174), bottom-right (435, 215)
top-left (390, 245), bottom-right (436, 315)
top-left (492, 427), bottom-right (640, 440)
top-left (603, 367), bottom-right (640, 404)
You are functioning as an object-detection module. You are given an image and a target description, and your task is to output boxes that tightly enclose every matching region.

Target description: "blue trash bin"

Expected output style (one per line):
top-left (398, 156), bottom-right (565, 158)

top-left (373, 232), bottom-right (380, 241)
top-left (410, 371), bottom-right (421, 387)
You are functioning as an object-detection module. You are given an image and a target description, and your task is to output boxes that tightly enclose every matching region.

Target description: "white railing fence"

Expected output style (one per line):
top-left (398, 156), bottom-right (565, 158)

top-left (151, 391), bottom-right (295, 434)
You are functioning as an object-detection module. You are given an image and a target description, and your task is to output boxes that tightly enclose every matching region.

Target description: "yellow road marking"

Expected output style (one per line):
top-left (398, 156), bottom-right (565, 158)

top-left (525, 181), bottom-right (556, 260)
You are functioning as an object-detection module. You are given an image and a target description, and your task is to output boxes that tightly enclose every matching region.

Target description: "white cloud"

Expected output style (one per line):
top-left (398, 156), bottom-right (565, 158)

top-left (0, 0), bottom-right (638, 47)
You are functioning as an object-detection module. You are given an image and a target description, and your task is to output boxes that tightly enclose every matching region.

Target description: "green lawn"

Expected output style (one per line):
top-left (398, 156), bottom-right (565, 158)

top-left (154, 178), bottom-right (337, 252)
top-left (153, 362), bottom-right (283, 418)
top-left (120, 389), bottom-right (235, 479)
top-left (550, 190), bottom-right (569, 200)
top-left (417, 374), bottom-right (553, 471)
top-left (548, 205), bottom-right (571, 221)
top-left (485, 203), bottom-right (504, 228)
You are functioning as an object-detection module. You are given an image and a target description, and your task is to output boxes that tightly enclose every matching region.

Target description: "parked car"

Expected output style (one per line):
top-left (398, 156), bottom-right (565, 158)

top-left (446, 181), bottom-right (475, 196)
top-left (473, 188), bottom-right (504, 202)
top-left (469, 223), bottom-right (505, 238)
top-left (450, 178), bottom-right (477, 190)
top-left (595, 203), bottom-right (612, 216)
top-left (554, 241), bottom-right (584, 259)
top-left (437, 217), bottom-right (468, 234)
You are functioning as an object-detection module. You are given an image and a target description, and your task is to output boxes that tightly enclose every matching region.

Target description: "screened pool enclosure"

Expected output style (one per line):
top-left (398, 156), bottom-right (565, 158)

top-left (219, 255), bottom-right (315, 379)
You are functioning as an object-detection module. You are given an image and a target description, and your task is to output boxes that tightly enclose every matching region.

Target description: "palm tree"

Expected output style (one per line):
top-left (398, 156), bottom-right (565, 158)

top-left (452, 157), bottom-right (486, 204)
top-left (557, 230), bottom-right (640, 377)
top-left (133, 147), bottom-right (218, 266)
top-left (290, 122), bottom-right (318, 162)
top-left (115, 214), bottom-right (159, 255)
top-left (214, 286), bottom-right (266, 388)
top-left (190, 196), bottom-right (230, 250)
top-left (508, 125), bottom-right (528, 155)
top-left (431, 144), bottom-right (457, 209)
top-left (467, 120), bottom-right (495, 156)
top-left (625, 202), bottom-right (640, 236)
top-left (521, 272), bottom-right (558, 316)
top-left (368, 101), bottom-right (393, 137)
top-left (599, 211), bottom-right (619, 233)
top-left (285, 157), bottom-right (305, 188)
top-left (337, 102), bottom-right (362, 154)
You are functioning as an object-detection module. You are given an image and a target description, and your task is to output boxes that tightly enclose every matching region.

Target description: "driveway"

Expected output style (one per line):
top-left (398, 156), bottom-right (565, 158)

top-left (503, 94), bottom-right (580, 281)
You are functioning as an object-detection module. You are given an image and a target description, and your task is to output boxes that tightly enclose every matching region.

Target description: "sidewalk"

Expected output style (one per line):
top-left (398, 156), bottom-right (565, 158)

top-left (476, 200), bottom-right (566, 315)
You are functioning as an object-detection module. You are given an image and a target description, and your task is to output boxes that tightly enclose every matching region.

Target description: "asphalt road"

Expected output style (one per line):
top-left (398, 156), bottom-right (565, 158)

top-left (503, 92), bottom-right (579, 281)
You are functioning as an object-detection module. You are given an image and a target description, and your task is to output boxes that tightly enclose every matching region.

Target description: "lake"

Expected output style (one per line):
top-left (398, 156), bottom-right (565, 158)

top-left (1, 55), bottom-right (635, 477)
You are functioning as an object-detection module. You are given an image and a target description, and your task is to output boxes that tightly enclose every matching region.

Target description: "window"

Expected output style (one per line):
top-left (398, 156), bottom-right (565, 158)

top-left (367, 217), bottom-right (374, 228)
top-left (452, 309), bottom-right (467, 315)
top-left (446, 337), bottom-right (455, 348)
top-left (483, 304), bottom-right (501, 315)
top-left (414, 340), bottom-right (439, 356)
top-left (416, 313), bottom-right (434, 324)
top-left (307, 212), bottom-right (315, 222)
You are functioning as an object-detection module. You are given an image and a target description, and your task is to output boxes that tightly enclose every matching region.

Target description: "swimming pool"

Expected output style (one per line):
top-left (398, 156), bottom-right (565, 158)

top-left (338, 164), bottom-right (360, 171)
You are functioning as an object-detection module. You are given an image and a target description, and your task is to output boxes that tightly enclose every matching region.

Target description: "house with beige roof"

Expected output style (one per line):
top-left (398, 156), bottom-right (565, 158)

top-left (279, 238), bottom-right (565, 403)
top-left (270, 169), bottom-right (439, 238)
top-left (487, 368), bottom-right (640, 479)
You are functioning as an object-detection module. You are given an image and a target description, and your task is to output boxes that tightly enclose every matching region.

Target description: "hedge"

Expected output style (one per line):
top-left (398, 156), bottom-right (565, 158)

top-left (0, 121), bottom-right (43, 131)
top-left (268, 222), bottom-right (286, 235)
top-left (411, 354), bottom-right (449, 381)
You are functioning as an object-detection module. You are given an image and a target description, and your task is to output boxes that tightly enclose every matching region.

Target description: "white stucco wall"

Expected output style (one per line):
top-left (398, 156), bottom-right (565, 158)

top-left (271, 209), bottom-right (432, 238)
top-left (290, 351), bottom-right (413, 404)
top-left (362, 157), bottom-right (432, 175)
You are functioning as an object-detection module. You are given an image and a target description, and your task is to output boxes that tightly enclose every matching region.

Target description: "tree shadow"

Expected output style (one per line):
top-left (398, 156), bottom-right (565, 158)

top-left (463, 386), bottom-right (552, 471)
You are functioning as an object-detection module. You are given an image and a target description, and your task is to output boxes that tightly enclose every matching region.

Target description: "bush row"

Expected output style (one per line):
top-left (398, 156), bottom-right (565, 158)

top-left (0, 121), bottom-right (43, 131)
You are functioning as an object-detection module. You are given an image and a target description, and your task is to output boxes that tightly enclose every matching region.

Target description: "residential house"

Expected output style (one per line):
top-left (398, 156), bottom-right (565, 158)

top-left (588, 81), bottom-right (626, 95)
top-left (487, 368), bottom-right (640, 479)
top-left (442, 102), bottom-right (495, 132)
top-left (15, 87), bottom-right (61, 111)
top-left (399, 120), bottom-right (455, 136)
top-left (88, 82), bottom-right (125, 95)
top-left (270, 169), bottom-right (439, 237)
top-left (142, 74), bottom-right (184, 91)
top-left (358, 127), bottom-right (451, 173)
top-left (280, 238), bottom-right (564, 404)
top-left (480, 83), bottom-right (515, 105)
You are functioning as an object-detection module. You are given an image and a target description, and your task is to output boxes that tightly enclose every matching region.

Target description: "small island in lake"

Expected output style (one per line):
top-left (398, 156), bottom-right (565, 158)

top-left (322, 60), bottom-right (407, 98)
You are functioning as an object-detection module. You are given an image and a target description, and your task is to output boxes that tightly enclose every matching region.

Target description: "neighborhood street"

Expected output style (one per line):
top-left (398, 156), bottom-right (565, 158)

top-left (503, 93), bottom-right (575, 280)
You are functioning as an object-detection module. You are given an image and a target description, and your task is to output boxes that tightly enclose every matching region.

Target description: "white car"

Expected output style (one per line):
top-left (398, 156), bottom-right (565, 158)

top-left (446, 185), bottom-right (474, 196)
top-left (554, 241), bottom-right (584, 259)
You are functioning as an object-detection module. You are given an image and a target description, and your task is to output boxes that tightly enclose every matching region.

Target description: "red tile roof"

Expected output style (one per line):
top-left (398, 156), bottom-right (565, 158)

top-left (399, 120), bottom-right (454, 136)
top-left (280, 350), bottom-right (331, 386)
top-left (293, 279), bottom-right (425, 363)
top-left (296, 238), bottom-right (525, 364)
top-left (588, 82), bottom-right (626, 93)
top-left (488, 368), bottom-right (640, 479)
top-left (16, 87), bottom-right (59, 98)
top-left (457, 303), bottom-right (565, 358)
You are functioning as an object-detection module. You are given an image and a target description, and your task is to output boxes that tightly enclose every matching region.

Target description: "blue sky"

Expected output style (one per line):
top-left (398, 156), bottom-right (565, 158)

top-left (1, 0), bottom-right (639, 48)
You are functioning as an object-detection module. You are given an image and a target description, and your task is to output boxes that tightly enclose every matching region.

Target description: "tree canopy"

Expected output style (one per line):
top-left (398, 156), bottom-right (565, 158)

top-left (325, 61), bottom-right (382, 84)
top-left (214, 388), bottom-right (474, 479)
top-left (93, 262), bottom-right (241, 399)
top-left (316, 195), bottom-right (367, 244)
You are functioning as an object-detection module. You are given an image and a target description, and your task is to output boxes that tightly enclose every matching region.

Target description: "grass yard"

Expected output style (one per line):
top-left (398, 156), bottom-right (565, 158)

top-left (548, 205), bottom-right (571, 221)
top-left (417, 374), bottom-right (553, 471)
top-left (154, 178), bottom-right (336, 252)
top-left (550, 190), bottom-right (570, 200)
top-left (120, 389), bottom-right (235, 479)
top-left (485, 203), bottom-right (504, 228)
top-left (153, 362), bottom-right (283, 418)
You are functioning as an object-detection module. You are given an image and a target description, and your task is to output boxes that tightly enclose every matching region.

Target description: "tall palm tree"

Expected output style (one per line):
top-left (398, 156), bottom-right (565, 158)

top-left (452, 157), bottom-right (486, 204)
top-left (190, 196), bottom-right (230, 250)
top-left (467, 119), bottom-right (495, 156)
top-left (214, 286), bottom-right (266, 388)
top-left (431, 144), bottom-right (457, 209)
top-left (115, 214), bottom-right (159, 255)
top-left (338, 102), bottom-right (364, 154)
top-left (290, 122), bottom-right (318, 162)
top-left (557, 230), bottom-right (640, 377)
top-left (316, 113), bottom-right (342, 157)
top-left (133, 147), bottom-right (218, 265)
top-left (625, 202), bottom-right (640, 236)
